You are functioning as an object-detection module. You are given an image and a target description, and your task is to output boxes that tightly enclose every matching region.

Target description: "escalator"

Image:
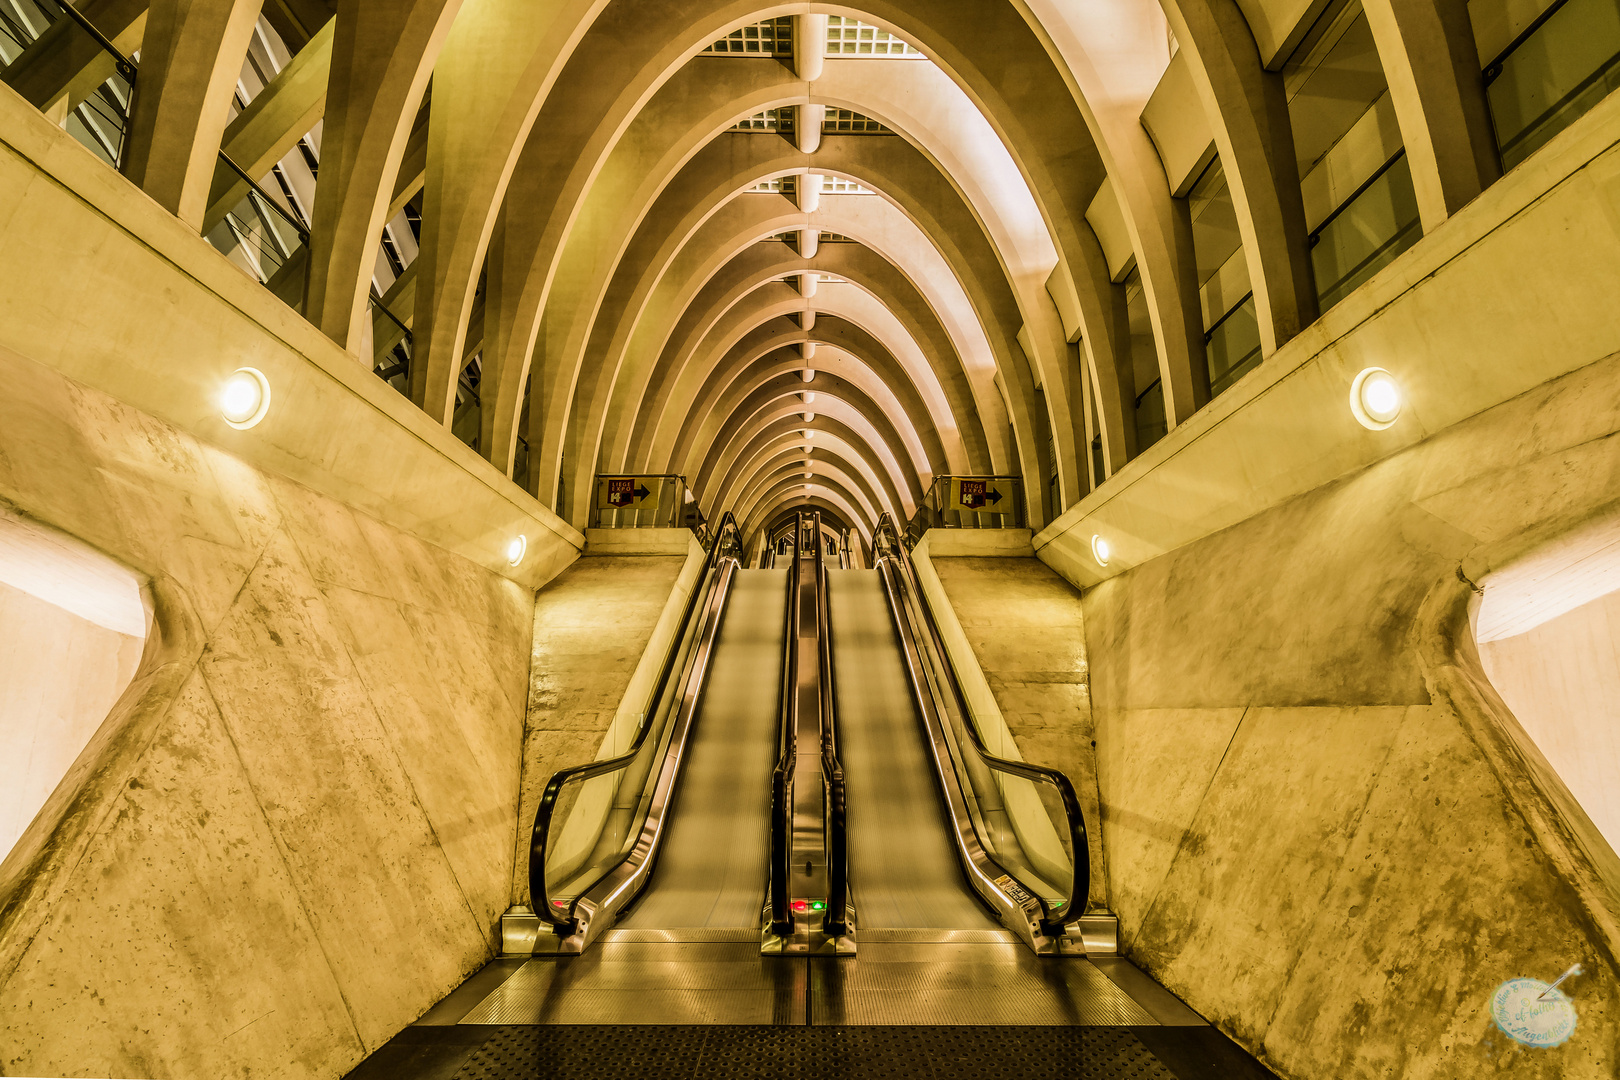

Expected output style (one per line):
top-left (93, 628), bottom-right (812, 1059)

top-left (524, 513), bottom-right (788, 950)
top-left (440, 510), bottom-right (1180, 1029)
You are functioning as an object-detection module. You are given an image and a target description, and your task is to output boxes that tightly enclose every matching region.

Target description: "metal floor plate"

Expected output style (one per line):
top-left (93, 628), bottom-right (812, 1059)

top-left (457, 944), bottom-right (804, 1025)
top-left (444, 1025), bottom-right (1184, 1080)
top-left (809, 945), bottom-right (1161, 1026)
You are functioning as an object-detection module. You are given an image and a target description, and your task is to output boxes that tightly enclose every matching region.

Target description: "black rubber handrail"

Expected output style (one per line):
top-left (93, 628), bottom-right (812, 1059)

top-left (529, 512), bottom-right (741, 931)
top-left (815, 512), bottom-right (850, 935)
top-left (873, 514), bottom-right (1091, 933)
top-left (766, 512), bottom-right (803, 935)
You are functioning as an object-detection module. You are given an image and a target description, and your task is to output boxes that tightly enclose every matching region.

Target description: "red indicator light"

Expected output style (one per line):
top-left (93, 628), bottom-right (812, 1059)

top-left (792, 900), bottom-right (809, 912)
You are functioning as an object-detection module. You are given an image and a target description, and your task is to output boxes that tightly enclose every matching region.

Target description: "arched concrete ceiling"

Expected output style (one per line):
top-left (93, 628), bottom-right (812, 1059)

top-left (159, 0), bottom-right (1495, 538)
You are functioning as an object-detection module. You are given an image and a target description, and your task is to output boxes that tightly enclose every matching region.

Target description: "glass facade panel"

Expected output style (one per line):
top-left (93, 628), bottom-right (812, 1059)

top-left (1310, 153), bottom-right (1421, 312)
top-left (1208, 296), bottom-right (1263, 396)
top-left (1485, 0), bottom-right (1620, 168)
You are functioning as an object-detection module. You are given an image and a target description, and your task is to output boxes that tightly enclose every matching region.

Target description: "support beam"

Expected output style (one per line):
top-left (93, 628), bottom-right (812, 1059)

top-left (1363, 0), bottom-right (1500, 231)
top-left (121, 0), bottom-right (263, 229)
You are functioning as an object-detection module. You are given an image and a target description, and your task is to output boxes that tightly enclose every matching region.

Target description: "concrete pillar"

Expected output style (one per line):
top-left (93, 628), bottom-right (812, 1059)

top-left (121, 0), bottom-right (262, 230)
top-left (797, 171), bottom-right (822, 213)
top-left (801, 341), bottom-right (818, 361)
top-left (1363, 0), bottom-right (1500, 231)
top-left (797, 272), bottom-right (818, 299)
top-left (794, 13), bottom-right (826, 81)
top-left (798, 226), bottom-right (819, 258)
top-left (411, 0), bottom-right (583, 423)
top-left (1160, 0), bottom-right (1318, 353)
top-left (796, 103), bottom-right (825, 153)
top-left (304, 0), bottom-right (462, 355)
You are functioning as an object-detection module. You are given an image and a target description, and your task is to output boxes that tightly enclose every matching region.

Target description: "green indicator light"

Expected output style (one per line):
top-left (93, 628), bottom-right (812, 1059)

top-left (811, 901), bottom-right (825, 910)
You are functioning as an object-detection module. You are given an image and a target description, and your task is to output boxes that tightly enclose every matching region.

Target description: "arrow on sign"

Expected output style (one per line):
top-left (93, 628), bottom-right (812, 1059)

top-left (634, 485), bottom-right (651, 500)
top-left (986, 488), bottom-right (1003, 505)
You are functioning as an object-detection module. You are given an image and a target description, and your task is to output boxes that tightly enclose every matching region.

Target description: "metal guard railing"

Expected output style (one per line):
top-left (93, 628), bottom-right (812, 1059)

top-left (873, 513), bottom-right (1090, 937)
top-left (528, 512), bottom-right (742, 935)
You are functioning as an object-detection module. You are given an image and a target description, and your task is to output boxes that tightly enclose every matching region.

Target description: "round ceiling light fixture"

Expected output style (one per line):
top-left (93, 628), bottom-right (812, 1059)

top-left (1091, 534), bottom-right (1111, 567)
top-left (1350, 367), bottom-right (1402, 430)
top-left (506, 535), bottom-right (528, 566)
top-left (220, 367), bottom-right (271, 429)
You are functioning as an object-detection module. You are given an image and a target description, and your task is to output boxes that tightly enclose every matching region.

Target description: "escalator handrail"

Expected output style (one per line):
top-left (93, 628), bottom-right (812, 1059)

top-left (873, 514), bottom-right (1091, 931)
top-left (766, 512), bottom-right (803, 934)
top-left (529, 512), bottom-right (742, 931)
top-left (815, 512), bottom-right (849, 935)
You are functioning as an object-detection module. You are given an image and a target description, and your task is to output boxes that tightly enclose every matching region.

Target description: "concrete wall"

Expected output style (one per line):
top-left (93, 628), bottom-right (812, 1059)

top-left (926, 553), bottom-right (1108, 912)
top-left (1082, 345), bottom-right (1620, 1078)
top-left (0, 346), bottom-right (535, 1080)
top-left (1480, 591), bottom-right (1620, 863)
top-left (512, 548), bottom-right (701, 903)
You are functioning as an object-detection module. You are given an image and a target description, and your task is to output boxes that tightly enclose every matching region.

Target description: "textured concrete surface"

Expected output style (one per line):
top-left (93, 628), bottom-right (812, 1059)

top-left (511, 553), bottom-right (690, 903)
top-left (0, 348), bottom-right (534, 1079)
top-left (1081, 347), bottom-right (1620, 1078)
top-left (928, 554), bottom-right (1107, 912)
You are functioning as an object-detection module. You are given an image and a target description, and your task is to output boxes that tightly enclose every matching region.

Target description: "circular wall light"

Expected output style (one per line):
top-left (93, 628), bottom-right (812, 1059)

top-left (1091, 534), bottom-right (1111, 567)
top-left (1349, 367), bottom-right (1402, 430)
top-left (506, 535), bottom-right (527, 566)
top-left (220, 367), bottom-right (271, 429)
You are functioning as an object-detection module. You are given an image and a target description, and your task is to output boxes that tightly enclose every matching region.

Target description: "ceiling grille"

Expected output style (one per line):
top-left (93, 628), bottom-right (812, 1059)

top-left (731, 108), bottom-right (794, 132)
top-left (822, 176), bottom-right (876, 195)
top-left (823, 108), bottom-right (891, 134)
top-left (703, 18), bottom-right (791, 55)
top-left (826, 16), bottom-right (925, 57)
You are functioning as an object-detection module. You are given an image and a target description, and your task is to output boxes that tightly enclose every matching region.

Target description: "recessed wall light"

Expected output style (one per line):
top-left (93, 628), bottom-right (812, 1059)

top-left (220, 367), bottom-right (271, 429)
top-left (506, 535), bottom-right (527, 566)
top-left (1350, 367), bottom-right (1401, 430)
top-left (1091, 534), bottom-right (1111, 567)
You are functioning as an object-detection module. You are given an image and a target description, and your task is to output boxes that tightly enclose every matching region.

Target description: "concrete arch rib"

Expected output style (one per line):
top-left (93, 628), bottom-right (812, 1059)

top-left (477, 3), bottom-right (806, 502)
top-left (681, 357), bottom-right (935, 486)
top-left (621, 243), bottom-right (982, 476)
top-left (696, 388), bottom-right (928, 503)
top-left (710, 430), bottom-right (905, 527)
top-left (665, 297), bottom-right (955, 482)
top-left (407, 0), bottom-right (612, 422)
top-left (601, 193), bottom-right (999, 483)
top-left (540, 85), bottom-right (1049, 525)
top-left (722, 443), bottom-right (898, 528)
top-left (704, 413), bottom-right (919, 524)
top-left (595, 175), bottom-right (1031, 527)
top-left (304, 0), bottom-right (461, 353)
top-left (484, 3), bottom-right (1126, 525)
top-left (1013, 0), bottom-right (1211, 432)
top-left (1157, 0), bottom-right (1317, 353)
top-left (736, 463), bottom-right (883, 541)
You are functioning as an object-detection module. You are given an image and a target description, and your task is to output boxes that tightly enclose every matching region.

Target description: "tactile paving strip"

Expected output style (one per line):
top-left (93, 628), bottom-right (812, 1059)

top-left (450, 1025), bottom-right (1180, 1079)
